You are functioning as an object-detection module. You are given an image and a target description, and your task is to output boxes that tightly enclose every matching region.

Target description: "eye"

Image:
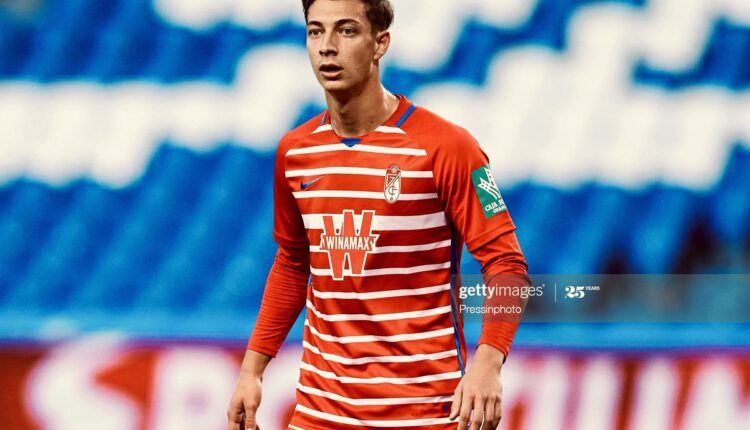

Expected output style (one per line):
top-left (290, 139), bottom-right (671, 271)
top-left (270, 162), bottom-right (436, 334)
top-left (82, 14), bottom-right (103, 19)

top-left (340, 27), bottom-right (356, 36)
top-left (307, 28), bottom-right (322, 37)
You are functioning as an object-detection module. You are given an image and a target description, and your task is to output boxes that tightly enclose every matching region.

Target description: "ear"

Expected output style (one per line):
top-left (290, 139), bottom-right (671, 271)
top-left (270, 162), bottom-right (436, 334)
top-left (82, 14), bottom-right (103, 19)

top-left (373, 30), bottom-right (390, 61)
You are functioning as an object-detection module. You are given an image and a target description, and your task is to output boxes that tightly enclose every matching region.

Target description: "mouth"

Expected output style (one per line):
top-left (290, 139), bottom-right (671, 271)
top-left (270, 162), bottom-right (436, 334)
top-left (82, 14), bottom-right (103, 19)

top-left (319, 64), bottom-right (344, 79)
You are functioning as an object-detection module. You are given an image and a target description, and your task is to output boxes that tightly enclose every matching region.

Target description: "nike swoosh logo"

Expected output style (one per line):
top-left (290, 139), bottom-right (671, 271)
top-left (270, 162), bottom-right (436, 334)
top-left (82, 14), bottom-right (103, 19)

top-left (301, 176), bottom-right (324, 190)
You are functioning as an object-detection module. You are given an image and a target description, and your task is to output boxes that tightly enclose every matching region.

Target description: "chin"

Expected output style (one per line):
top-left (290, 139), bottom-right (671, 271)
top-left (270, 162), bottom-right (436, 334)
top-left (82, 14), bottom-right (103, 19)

top-left (320, 79), bottom-right (354, 93)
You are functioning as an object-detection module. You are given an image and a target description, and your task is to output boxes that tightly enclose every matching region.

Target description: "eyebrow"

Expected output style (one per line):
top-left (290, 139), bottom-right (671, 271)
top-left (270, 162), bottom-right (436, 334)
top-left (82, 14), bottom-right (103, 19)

top-left (307, 18), bottom-right (362, 27)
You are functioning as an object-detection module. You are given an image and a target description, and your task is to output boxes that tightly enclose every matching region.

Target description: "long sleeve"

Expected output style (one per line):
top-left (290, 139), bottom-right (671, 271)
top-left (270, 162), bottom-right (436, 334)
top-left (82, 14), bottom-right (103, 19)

top-left (246, 132), bottom-right (311, 358)
top-left (472, 231), bottom-right (530, 364)
top-left (246, 243), bottom-right (310, 357)
top-left (428, 122), bottom-right (529, 364)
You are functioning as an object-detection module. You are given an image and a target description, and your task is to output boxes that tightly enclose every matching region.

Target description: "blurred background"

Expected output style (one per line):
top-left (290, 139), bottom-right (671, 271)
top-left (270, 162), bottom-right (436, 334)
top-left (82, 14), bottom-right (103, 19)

top-left (0, 0), bottom-right (748, 429)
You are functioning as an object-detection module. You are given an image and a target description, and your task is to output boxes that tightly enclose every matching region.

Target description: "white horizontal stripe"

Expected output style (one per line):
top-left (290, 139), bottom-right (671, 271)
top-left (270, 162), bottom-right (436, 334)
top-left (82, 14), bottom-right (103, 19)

top-left (311, 239), bottom-right (451, 253)
top-left (311, 283), bottom-right (451, 300)
top-left (312, 124), bottom-right (333, 134)
top-left (374, 125), bottom-right (406, 134)
top-left (306, 300), bottom-right (451, 322)
top-left (302, 212), bottom-right (447, 231)
top-left (300, 361), bottom-right (461, 384)
top-left (309, 124), bottom-right (404, 135)
top-left (302, 340), bottom-right (457, 365)
top-left (287, 143), bottom-right (427, 156)
top-left (297, 383), bottom-right (453, 406)
top-left (304, 320), bottom-right (454, 344)
top-left (286, 167), bottom-right (434, 178)
top-left (310, 261), bottom-right (451, 277)
top-left (288, 425), bottom-right (306, 430)
top-left (296, 404), bottom-right (455, 427)
top-left (293, 190), bottom-right (438, 200)
top-left (375, 239), bottom-right (452, 253)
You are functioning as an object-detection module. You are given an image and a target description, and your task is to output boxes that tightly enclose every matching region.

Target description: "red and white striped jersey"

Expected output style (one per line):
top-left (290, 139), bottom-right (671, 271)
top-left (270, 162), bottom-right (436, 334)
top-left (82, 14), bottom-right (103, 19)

top-left (275, 95), bottom-right (518, 430)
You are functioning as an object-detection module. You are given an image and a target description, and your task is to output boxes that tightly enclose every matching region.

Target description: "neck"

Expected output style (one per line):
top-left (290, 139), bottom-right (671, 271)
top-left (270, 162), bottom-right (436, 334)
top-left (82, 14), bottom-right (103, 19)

top-left (324, 73), bottom-right (400, 138)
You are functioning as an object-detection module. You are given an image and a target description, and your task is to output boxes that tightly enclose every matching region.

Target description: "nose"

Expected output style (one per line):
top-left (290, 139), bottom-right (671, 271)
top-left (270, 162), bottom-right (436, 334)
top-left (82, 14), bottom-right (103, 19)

top-left (319, 32), bottom-right (337, 57)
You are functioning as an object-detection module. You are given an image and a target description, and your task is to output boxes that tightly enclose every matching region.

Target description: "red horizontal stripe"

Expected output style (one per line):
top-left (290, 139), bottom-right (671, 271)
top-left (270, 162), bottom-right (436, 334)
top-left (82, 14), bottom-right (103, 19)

top-left (298, 196), bottom-right (443, 215)
top-left (291, 174), bottom-right (437, 193)
top-left (286, 147), bottom-right (432, 171)
top-left (289, 405), bottom-right (461, 430)
top-left (301, 347), bottom-right (460, 380)
top-left (309, 288), bottom-right (451, 315)
top-left (298, 370), bottom-right (460, 405)
top-left (311, 270), bottom-right (451, 293)
top-left (302, 325), bottom-right (457, 359)
top-left (298, 389), bottom-right (454, 422)
top-left (305, 309), bottom-right (453, 338)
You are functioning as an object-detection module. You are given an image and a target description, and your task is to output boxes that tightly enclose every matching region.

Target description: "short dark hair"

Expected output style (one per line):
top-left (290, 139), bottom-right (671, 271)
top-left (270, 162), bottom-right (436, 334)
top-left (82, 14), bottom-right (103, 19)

top-left (302, 0), bottom-right (394, 33)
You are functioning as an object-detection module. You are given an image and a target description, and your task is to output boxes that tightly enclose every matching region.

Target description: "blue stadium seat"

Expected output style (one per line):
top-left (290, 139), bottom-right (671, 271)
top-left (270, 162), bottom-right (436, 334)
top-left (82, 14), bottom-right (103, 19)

top-left (8, 181), bottom-right (132, 311)
top-left (549, 185), bottom-right (634, 273)
top-left (70, 146), bottom-right (208, 310)
top-left (107, 0), bottom-right (156, 34)
top-left (87, 29), bottom-right (156, 81)
top-left (204, 27), bottom-right (252, 83)
top-left (627, 187), bottom-right (697, 273)
top-left (707, 145), bottom-right (750, 273)
top-left (512, 184), bottom-right (579, 273)
top-left (693, 20), bottom-right (750, 89)
top-left (445, 21), bottom-right (502, 84)
top-left (0, 182), bottom-right (18, 214)
top-left (711, 146), bottom-right (750, 245)
top-left (21, 30), bottom-right (78, 81)
top-left (0, 181), bottom-right (79, 308)
top-left (0, 0), bottom-right (748, 340)
top-left (132, 146), bottom-right (274, 311)
top-left (199, 221), bottom-right (277, 313)
top-left (0, 25), bottom-right (32, 77)
top-left (45, 0), bottom-right (118, 32)
top-left (144, 28), bottom-right (217, 81)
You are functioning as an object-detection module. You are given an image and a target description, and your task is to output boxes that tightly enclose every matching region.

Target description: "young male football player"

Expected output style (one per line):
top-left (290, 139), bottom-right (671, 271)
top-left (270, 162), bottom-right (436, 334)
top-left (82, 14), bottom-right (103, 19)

top-left (228, 1), bottom-right (529, 429)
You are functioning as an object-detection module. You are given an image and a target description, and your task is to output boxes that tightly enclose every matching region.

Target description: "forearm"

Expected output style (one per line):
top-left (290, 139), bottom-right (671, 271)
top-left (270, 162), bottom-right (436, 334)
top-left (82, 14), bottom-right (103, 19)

top-left (239, 348), bottom-right (273, 379)
top-left (474, 344), bottom-right (506, 369)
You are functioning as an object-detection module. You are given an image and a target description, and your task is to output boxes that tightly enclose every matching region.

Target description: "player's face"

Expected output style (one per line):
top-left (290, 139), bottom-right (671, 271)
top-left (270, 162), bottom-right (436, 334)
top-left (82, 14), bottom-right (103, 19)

top-left (306, 0), bottom-right (387, 93)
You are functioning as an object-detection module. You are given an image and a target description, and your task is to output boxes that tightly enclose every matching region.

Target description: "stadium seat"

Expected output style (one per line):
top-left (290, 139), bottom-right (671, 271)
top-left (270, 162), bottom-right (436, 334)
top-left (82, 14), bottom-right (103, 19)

top-left (204, 27), bottom-right (252, 83)
top-left (627, 187), bottom-right (697, 273)
top-left (0, 25), bottom-right (32, 77)
top-left (708, 145), bottom-right (750, 272)
top-left (548, 185), bottom-right (634, 274)
top-left (46, 0), bottom-right (117, 32)
top-left (144, 28), bottom-right (216, 82)
top-left (87, 29), bottom-right (155, 81)
top-left (0, 0), bottom-right (748, 339)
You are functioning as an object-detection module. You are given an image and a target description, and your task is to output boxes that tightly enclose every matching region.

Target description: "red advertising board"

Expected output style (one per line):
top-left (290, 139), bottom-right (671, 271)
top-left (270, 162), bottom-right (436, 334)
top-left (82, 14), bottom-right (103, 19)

top-left (0, 336), bottom-right (747, 430)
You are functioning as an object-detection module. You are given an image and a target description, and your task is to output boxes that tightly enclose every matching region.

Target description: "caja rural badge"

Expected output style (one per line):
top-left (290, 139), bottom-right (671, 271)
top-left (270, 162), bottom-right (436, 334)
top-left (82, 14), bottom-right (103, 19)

top-left (472, 164), bottom-right (507, 218)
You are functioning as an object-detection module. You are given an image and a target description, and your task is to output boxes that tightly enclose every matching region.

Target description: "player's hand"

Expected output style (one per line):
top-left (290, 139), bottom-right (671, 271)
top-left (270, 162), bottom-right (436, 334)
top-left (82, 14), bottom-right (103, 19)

top-left (449, 345), bottom-right (505, 429)
top-left (227, 370), bottom-right (263, 430)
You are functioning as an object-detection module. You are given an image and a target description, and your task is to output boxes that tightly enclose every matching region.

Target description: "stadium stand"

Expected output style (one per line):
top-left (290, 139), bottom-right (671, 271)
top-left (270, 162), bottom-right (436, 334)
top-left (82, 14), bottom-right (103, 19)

top-left (0, 0), bottom-right (748, 343)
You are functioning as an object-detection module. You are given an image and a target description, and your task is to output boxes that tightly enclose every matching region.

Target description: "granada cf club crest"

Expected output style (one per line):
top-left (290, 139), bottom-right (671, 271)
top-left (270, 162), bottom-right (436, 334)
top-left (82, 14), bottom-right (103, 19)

top-left (319, 210), bottom-right (379, 280)
top-left (384, 164), bottom-right (402, 203)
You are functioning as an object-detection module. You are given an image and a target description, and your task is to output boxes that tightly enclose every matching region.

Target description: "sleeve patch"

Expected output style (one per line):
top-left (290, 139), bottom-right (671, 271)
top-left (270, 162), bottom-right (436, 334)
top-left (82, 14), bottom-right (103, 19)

top-left (471, 164), bottom-right (507, 218)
